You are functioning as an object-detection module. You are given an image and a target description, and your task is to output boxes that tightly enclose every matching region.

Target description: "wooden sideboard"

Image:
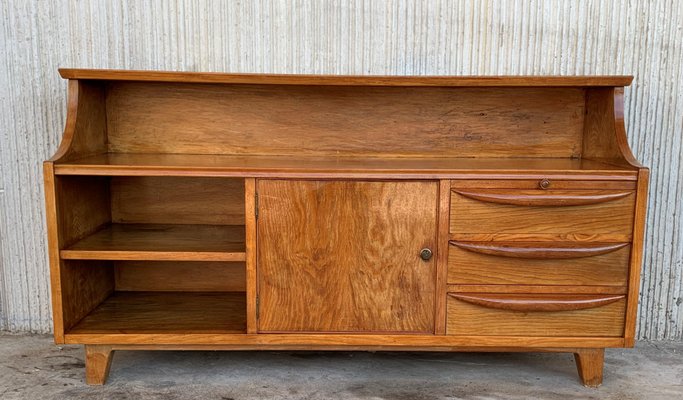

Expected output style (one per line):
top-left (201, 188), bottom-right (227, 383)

top-left (44, 69), bottom-right (648, 386)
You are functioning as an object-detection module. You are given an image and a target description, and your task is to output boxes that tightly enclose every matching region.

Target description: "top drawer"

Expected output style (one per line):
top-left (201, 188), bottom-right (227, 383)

top-left (450, 179), bottom-right (636, 240)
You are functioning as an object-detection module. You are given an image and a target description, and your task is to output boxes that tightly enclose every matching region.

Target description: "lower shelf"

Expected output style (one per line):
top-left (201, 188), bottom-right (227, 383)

top-left (69, 291), bottom-right (246, 334)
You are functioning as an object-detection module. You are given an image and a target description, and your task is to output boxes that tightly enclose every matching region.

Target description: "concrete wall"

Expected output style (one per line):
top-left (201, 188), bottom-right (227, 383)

top-left (1, 0), bottom-right (681, 340)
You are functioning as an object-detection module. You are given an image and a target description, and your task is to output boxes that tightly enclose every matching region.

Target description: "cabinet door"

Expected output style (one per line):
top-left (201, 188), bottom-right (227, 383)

top-left (257, 180), bottom-right (438, 333)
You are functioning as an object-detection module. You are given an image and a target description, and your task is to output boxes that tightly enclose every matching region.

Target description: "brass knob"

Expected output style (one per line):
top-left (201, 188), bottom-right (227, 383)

top-left (539, 178), bottom-right (551, 190)
top-left (420, 248), bottom-right (433, 261)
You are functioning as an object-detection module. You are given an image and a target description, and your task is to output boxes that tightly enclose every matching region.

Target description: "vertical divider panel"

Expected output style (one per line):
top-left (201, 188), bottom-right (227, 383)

top-left (434, 180), bottom-right (451, 334)
top-left (244, 178), bottom-right (258, 333)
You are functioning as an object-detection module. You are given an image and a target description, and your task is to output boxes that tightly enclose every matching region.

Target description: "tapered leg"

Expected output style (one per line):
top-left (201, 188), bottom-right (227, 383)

top-left (85, 345), bottom-right (115, 385)
top-left (573, 348), bottom-right (604, 388)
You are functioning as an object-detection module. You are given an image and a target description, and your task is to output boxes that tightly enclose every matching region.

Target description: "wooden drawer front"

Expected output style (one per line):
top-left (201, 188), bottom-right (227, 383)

top-left (448, 241), bottom-right (630, 286)
top-left (450, 189), bottom-right (635, 238)
top-left (447, 294), bottom-right (626, 337)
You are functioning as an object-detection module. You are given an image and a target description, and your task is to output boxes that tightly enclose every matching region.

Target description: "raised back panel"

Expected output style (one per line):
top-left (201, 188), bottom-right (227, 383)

top-left (106, 82), bottom-right (586, 158)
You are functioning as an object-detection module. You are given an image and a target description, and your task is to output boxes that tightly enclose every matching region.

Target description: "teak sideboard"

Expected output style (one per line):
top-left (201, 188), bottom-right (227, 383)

top-left (44, 69), bottom-right (648, 387)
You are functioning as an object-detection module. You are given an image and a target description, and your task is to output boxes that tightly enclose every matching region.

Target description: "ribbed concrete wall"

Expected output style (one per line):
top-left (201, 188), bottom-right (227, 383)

top-left (1, 0), bottom-right (681, 339)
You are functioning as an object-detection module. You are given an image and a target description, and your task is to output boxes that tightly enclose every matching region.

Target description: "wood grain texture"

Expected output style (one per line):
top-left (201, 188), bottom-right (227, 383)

top-left (111, 177), bottom-right (245, 225)
top-left (48, 80), bottom-right (107, 163)
top-left (448, 293), bottom-right (625, 312)
top-left (244, 178), bottom-right (257, 334)
top-left (114, 261), bottom-right (246, 292)
top-left (59, 261), bottom-right (114, 333)
top-left (450, 189), bottom-right (635, 237)
top-left (70, 292), bottom-right (246, 334)
top-left (574, 348), bottom-right (605, 388)
top-left (624, 169), bottom-right (650, 346)
top-left (43, 163), bottom-right (65, 342)
top-left (48, 175), bottom-right (112, 340)
top-left (450, 179), bottom-right (636, 190)
top-left (106, 83), bottom-right (586, 158)
top-left (62, 332), bottom-right (624, 349)
top-left (447, 295), bottom-right (626, 336)
top-left (450, 241), bottom-right (629, 259)
top-left (85, 345), bottom-right (114, 385)
top-left (54, 153), bottom-right (638, 179)
top-left (452, 189), bottom-right (633, 207)
top-left (55, 176), bottom-right (111, 249)
top-left (582, 88), bottom-right (644, 169)
top-left (448, 243), bottom-right (630, 286)
top-left (257, 180), bottom-right (437, 332)
top-left (447, 285), bottom-right (627, 295)
top-left (434, 180), bottom-right (451, 334)
top-left (61, 223), bottom-right (246, 261)
top-left (59, 69), bottom-right (634, 86)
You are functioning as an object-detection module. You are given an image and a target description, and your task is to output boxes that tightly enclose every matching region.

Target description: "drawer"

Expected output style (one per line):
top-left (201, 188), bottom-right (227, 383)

top-left (446, 293), bottom-right (626, 337)
top-left (450, 188), bottom-right (635, 239)
top-left (448, 241), bottom-right (630, 287)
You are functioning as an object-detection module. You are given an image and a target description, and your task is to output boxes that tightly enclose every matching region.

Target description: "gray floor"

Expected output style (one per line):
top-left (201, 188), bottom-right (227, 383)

top-left (0, 333), bottom-right (681, 399)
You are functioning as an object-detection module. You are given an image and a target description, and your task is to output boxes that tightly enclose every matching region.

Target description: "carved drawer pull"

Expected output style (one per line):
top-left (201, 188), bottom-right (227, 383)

top-left (452, 189), bottom-right (632, 207)
top-left (450, 241), bottom-right (629, 259)
top-left (448, 293), bottom-right (625, 312)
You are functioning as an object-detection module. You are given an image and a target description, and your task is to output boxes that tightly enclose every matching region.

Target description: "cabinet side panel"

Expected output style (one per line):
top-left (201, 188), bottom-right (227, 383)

top-left (106, 83), bottom-right (585, 158)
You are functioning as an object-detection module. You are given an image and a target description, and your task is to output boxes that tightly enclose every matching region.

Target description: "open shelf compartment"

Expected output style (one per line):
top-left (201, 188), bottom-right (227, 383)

top-left (68, 291), bottom-right (247, 334)
top-left (61, 223), bottom-right (245, 261)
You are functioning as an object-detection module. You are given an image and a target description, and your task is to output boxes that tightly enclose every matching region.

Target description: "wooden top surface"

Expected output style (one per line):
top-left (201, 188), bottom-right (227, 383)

top-left (54, 153), bottom-right (638, 179)
top-left (59, 68), bottom-right (633, 87)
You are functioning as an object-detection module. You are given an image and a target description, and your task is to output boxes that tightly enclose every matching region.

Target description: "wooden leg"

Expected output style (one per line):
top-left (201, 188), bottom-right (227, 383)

top-left (573, 348), bottom-right (604, 388)
top-left (85, 345), bottom-right (114, 385)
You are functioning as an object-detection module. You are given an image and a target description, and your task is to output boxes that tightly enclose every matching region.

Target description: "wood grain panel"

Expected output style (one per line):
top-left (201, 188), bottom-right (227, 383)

top-left (61, 223), bottom-right (245, 261)
top-left (69, 292), bottom-right (246, 334)
top-left (48, 80), bottom-right (107, 163)
top-left (114, 261), bottom-right (246, 292)
top-left (447, 295), bottom-right (626, 336)
top-left (450, 190), bottom-right (635, 236)
top-left (111, 177), bottom-right (244, 225)
top-left (55, 176), bottom-right (111, 248)
top-left (257, 180), bottom-right (437, 332)
top-left (106, 83), bottom-right (585, 158)
top-left (59, 260), bottom-right (115, 333)
top-left (448, 242), bottom-right (630, 286)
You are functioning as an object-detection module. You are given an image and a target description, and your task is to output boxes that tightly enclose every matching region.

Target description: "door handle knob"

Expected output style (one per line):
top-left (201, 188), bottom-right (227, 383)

top-left (420, 248), bottom-right (433, 261)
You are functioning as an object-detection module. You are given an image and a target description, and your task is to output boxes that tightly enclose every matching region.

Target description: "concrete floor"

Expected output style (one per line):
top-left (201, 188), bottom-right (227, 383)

top-left (0, 334), bottom-right (681, 399)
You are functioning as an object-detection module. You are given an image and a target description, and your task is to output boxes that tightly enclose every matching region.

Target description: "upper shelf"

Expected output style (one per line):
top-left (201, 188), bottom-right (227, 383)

top-left (58, 68), bottom-right (634, 87)
top-left (54, 153), bottom-right (638, 179)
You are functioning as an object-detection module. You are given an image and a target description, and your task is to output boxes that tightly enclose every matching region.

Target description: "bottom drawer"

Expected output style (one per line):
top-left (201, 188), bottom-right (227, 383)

top-left (447, 293), bottom-right (626, 337)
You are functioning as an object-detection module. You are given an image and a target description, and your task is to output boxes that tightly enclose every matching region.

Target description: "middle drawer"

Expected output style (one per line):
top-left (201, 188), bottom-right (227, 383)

top-left (448, 241), bottom-right (631, 287)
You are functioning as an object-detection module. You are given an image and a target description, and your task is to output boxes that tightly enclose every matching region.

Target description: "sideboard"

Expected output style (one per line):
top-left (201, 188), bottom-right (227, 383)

top-left (44, 69), bottom-right (648, 386)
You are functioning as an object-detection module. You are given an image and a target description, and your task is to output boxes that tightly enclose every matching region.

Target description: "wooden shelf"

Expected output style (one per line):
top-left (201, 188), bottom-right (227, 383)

top-left (54, 153), bottom-right (638, 179)
top-left (68, 291), bottom-right (246, 334)
top-left (61, 223), bottom-right (246, 261)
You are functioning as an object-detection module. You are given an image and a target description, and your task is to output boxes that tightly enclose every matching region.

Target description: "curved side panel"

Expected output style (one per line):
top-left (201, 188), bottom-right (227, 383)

top-left (48, 80), bottom-right (80, 162)
top-left (582, 87), bottom-right (646, 169)
top-left (48, 80), bottom-right (107, 163)
top-left (612, 87), bottom-right (645, 168)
